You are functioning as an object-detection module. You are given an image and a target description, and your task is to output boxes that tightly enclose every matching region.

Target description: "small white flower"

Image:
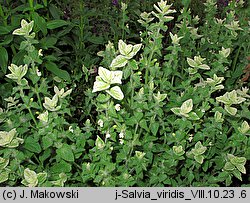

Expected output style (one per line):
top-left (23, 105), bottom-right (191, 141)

top-left (119, 139), bottom-right (124, 145)
top-left (38, 49), bottom-right (43, 56)
top-left (106, 132), bottom-right (111, 139)
top-left (69, 126), bottom-right (74, 133)
top-left (37, 111), bottom-right (48, 123)
top-left (86, 162), bottom-right (91, 170)
top-left (119, 132), bottom-right (124, 139)
top-left (36, 68), bottom-right (41, 76)
top-left (115, 104), bottom-right (121, 111)
top-left (98, 119), bottom-right (104, 127)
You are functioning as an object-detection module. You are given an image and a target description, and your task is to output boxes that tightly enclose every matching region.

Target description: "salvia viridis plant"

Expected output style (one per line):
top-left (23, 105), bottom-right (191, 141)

top-left (0, 0), bottom-right (249, 186)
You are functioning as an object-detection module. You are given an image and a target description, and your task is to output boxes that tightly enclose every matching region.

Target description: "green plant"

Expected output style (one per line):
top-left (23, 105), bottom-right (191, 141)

top-left (0, 0), bottom-right (249, 187)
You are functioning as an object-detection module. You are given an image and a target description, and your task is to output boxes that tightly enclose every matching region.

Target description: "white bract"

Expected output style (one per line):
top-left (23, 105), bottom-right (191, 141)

top-left (205, 74), bottom-right (224, 92)
top-left (152, 0), bottom-right (176, 21)
top-left (238, 121), bottom-right (249, 134)
top-left (95, 136), bottom-right (105, 149)
top-left (110, 40), bottom-right (142, 68)
top-left (171, 99), bottom-right (199, 120)
top-left (216, 90), bottom-right (246, 115)
top-left (92, 67), bottom-right (124, 100)
top-left (0, 128), bottom-right (23, 148)
top-left (219, 47), bottom-right (231, 58)
top-left (6, 64), bottom-right (28, 82)
top-left (187, 55), bottom-right (210, 74)
top-left (13, 19), bottom-right (35, 38)
top-left (135, 151), bottom-right (146, 159)
top-left (54, 86), bottom-right (72, 98)
top-left (153, 91), bottom-right (168, 102)
top-left (21, 168), bottom-right (47, 187)
top-left (22, 168), bottom-right (38, 187)
top-left (170, 32), bottom-right (183, 45)
top-left (43, 95), bottom-right (61, 112)
top-left (37, 111), bottom-right (49, 123)
top-left (190, 141), bottom-right (207, 164)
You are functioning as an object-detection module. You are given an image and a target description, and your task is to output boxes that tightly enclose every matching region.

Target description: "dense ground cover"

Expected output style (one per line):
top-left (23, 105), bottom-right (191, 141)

top-left (0, 0), bottom-right (249, 186)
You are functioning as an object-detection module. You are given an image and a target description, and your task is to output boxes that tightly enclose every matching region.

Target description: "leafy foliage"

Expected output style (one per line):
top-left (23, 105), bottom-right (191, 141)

top-left (0, 0), bottom-right (249, 187)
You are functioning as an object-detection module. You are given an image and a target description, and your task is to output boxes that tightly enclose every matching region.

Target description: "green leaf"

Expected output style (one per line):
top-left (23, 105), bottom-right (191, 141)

top-left (232, 170), bottom-right (242, 181)
top-left (194, 155), bottom-right (204, 164)
top-left (224, 162), bottom-right (235, 171)
top-left (12, 50), bottom-right (26, 65)
top-left (0, 170), bottom-right (9, 183)
top-left (134, 112), bottom-right (144, 122)
top-left (48, 4), bottom-right (61, 19)
top-left (32, 12), bottom-right (47, 36)
top-left (40, 37), bottom-right (57, 49)
top-left (188, 112), bottom-right (200, 120)
top-left (87, 36), bottom-right (104, 44)
top-left (56, 144), bottom-right (74, 162)
top-left (106, 86), bottom-right (124, 100)
top-left (47, 20), bottom-right (69, 29)
top-left (170, 107), bottom-right (181, 116)
top-left (173, 146), bottom-right (185, 156)
top-left (23, 137), bottom-right (42, 153)
top-left (236, 164), bottom-right (246, 174)
top-left (110, 55), bottom-right (128, 68)
top-left (150, 122), bottom-right (159, 136)
top-left (42, 135), bottom-right (54, 150)
top-left (139, 119), bottom-right (149, 132)
top-left (0, 46), bottom-right (8, 73)
top-left (0, 26), bottom-right (11, 35)
top-left (37, 172), bottom-right (47, 184)
top-left (50, 161), bottom-right (72, 174)
top-left (45, 62), bottom-right (71, 82)
top-left (218, 171), bottom-right (229, 181)
top-left (224, 105), bottom-right (237, 115)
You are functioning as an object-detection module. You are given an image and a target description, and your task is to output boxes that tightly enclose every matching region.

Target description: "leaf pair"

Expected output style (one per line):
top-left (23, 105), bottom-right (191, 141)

top-left (110, 40), bottom-right (142, 68)
top-left (0, 129), bottom-right (23, 148)
top-left (13, 19), bottom-right (35, 38)
top-left (92, 67), bottom-right (124, 100)
top-left (171, 99), bottom-right (199, 120)
top-left (21, 168), bottom-right (47, 187)
top-left (187, 55), bottom-right (210, 74)
top-left (216, 90), bottom-right (246, 115)
top-left (6, 64), bottom-right (28, 82)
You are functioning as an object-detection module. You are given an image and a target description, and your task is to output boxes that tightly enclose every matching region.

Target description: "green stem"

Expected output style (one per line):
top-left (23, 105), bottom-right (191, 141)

top-left (79, 2), bottom-right (85, 52)
top-left (0, 3), bottom-right (7, 26)
top-left (231, 45), bottom-right (241, 73)
top-left (19, 87), bottom-right (38, 127)
top-left (28, 0), bottom-right (34, 11)
top-left (125, 123), bottom-right (139, 167)
top-left (130, 72), bottom-right (134, 108)
top-left (145, 28), bottom-right (160, 85)
top-left (35, 84), bottom-right (43, 109)
top-left (11, 44), bottom-right (17, 55)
